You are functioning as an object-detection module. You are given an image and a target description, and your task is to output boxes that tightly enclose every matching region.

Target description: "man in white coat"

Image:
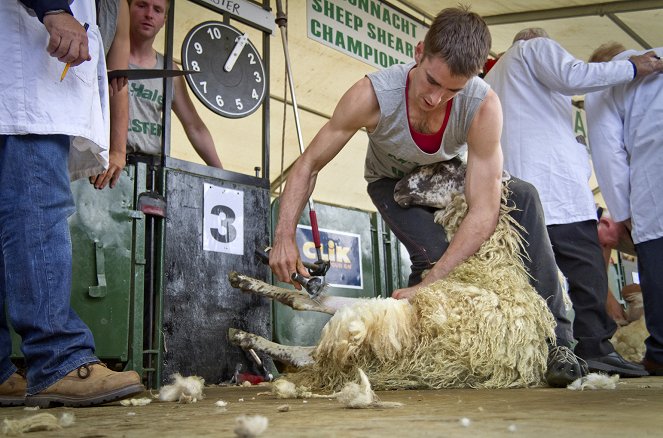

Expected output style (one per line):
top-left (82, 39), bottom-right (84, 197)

top-left (0, 0), bottom-right (144, 407)
top-left (484, 27), bottom-right (662, 376)
top-left (585, 42), bottom-right (663, 376)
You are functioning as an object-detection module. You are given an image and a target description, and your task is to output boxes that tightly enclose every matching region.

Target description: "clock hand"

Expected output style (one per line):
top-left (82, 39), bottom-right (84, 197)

top-left (224, 33), bottom-right (249, 72)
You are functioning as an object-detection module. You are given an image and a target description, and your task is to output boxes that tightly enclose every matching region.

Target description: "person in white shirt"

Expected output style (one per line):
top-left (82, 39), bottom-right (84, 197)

top-left (484, 27), bottom-right (662, 377)
top-left (585, 42), bottom-right (663, 376)
top-left (0, 0), bottom-right (144, 407)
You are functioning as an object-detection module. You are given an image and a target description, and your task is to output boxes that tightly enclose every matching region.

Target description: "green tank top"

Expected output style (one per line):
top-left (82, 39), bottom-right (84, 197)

top-left (126, 53), bottom-right (173, 156)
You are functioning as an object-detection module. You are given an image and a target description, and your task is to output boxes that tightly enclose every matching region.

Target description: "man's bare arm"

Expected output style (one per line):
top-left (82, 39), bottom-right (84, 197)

top-left (172, 74), bottom-right (223, 168)
top-left (107, 0), bottom-right (130, 97)
top-left (270, 77), bottom-right (380, 287)
top-left (91, 0), bottom-right (130, 189)
top-left (393, 90), bottom-right (503, 299)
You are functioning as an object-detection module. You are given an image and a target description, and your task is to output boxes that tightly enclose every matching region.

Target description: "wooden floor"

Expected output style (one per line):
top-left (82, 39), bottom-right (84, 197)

top-left (2, 375), bottom-right (662, 437)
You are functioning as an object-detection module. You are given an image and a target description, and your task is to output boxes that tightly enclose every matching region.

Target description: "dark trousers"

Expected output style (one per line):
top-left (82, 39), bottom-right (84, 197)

top-left (548, 221), bottom-right (617, 358)
top-left (635, 236), bottom-right (663, 364)
top-left (367, 176), bottom-right (574, 346)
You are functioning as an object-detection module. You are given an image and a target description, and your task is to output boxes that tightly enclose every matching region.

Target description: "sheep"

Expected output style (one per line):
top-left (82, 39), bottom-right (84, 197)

top-left (611, 289), bottom-right (648, 362)
top-left (229, 159), bottom-right (556, 391)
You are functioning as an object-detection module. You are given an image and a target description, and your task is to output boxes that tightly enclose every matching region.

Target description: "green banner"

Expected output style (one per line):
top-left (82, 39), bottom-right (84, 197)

top-left (307, 0), bottom-right (426, 69)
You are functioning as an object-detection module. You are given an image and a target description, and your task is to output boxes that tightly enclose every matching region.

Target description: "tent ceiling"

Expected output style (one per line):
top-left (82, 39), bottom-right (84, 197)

top-left (165, 0), bottom-right (663, 212)
top-left (399, 0), bottom-right (663, 57)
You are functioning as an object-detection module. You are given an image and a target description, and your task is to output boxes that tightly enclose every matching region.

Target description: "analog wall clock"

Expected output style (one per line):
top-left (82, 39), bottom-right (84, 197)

top-left (181, 21), bottom-right (266, 118)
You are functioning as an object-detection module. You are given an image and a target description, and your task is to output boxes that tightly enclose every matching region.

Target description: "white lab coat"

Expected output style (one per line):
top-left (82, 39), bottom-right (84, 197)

top-left (0, 0), bottom-right (109, 180)
top-left (484, 37), bottom-right (634, 225)
top-left (585, 47), bottom-right (663, 244)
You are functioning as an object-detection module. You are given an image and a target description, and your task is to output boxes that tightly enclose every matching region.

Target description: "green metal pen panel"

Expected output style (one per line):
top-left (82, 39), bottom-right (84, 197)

top-left (68, 166), bottom-right (143, 361)
top-left (270, 199), bottom-right (380, 347)
top-left (370, 214), bottom-right (411, 297)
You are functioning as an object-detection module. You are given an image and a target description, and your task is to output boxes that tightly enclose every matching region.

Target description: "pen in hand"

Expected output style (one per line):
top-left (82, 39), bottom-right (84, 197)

top-left (60, 22), bottom-right (90, 82)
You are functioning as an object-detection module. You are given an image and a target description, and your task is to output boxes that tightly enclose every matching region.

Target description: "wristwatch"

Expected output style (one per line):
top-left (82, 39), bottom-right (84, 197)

top-left (44, 9), bottom-right (69, 16)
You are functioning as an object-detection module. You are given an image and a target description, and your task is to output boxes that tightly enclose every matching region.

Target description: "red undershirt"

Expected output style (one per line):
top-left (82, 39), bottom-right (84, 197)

top-left (406, 76), bottom-right (453, 154)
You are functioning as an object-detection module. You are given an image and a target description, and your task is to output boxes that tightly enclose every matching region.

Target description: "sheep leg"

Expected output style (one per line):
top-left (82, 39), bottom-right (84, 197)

top-left (228, 271), bottom-right (356, 314)
top-left (228, 328), bottom-right (315, 368)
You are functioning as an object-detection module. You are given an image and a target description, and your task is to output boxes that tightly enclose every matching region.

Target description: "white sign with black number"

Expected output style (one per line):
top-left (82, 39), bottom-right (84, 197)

top-left (203, 183), bottom-right (244, 255)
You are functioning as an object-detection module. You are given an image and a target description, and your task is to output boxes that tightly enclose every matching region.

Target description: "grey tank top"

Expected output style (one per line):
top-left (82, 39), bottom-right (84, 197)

top-left (364, 62), bottom-right (489, 182)
top-left (127, 53), bottom-right (174, 155)
top-left (96, 0), bottom-right (118, 56)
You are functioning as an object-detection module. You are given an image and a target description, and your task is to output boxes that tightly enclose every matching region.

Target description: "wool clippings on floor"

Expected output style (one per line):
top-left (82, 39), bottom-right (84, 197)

top-left (1, 412), bottom-right (74, 435)
top-left (567, 373), bottom-right (619, 390)
top-left (270, 369), bottom-right (403, 409)
top-left (158, 373), bottom-right (205, 403)
top-left (234, 414), bottom-right (268, 437)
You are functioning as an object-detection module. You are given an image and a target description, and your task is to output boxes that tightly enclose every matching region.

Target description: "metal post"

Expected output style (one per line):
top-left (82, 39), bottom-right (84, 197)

top-left (274, 0), bottom-right (325, 266)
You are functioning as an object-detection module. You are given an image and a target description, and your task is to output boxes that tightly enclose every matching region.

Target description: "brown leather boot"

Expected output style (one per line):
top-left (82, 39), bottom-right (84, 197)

top-left (25, 363), bottom-right (145, 408)
top-left (0, 372), bottom-right (26, 407)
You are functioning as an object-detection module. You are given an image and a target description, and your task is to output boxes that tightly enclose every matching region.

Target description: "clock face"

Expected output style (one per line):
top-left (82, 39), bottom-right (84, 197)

top-left (181, 21), bottom-right (266, 118)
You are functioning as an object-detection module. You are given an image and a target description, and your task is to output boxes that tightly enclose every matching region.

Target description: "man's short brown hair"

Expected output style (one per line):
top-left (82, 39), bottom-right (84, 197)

top-left (512, 27), bottom-right (549, 43)
top-left (128, 0), bottom-right (170, 8)
top-left (589, 42), bottom-right (626, 63)
top-left (423, 6), bottom-right (491, 78)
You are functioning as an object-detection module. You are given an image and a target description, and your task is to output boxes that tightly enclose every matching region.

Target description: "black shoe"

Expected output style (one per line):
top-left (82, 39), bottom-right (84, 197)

top-left (642, 358), bottom-right (663, 376)
top-left (585, 352), bottom-right (649, 377)
top-left (545, 345), bottom-right (586, 388)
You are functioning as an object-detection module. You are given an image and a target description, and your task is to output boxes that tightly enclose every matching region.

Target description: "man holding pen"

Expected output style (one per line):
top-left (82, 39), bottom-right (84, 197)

top-left (0, 0), bottom-right (144, 407)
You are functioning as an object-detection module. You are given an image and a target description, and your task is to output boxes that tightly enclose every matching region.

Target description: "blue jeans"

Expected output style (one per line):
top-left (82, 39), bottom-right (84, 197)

top-left (0, 134), bottom-right (97, 395)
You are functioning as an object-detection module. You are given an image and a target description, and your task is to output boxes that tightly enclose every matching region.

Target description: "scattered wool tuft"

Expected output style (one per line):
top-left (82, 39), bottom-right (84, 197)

top-left (336, 369), bottom-right (403, 409)
top-left (270, 379), bottom-right (326, 399)
top-left (459, 417), bottom-right (471, 427)
top-left (337, 369), bottom-right (375, 408)
top-left (277, 404), bottom-right (290, 412)
top-left (215, 400), bottom-right (228, 407)
top-left (287, 185), bottom-right (555, 391)
top-left (567, 373), bottom-right (619, 390)
top-left (234, 415), bottom-right (268, 437)
top-left (158, 373), bottom-right (205, 403)
top-left (120, 398), bottom-right (152, 407)
top-left (271, 379), bottom-right (298, 398)
top-left (1, 412), bottom-right (75, 435)
top-left (59, 413), bottom-right (75, 428)
top-left (508, 424), bottom-right (518, 432)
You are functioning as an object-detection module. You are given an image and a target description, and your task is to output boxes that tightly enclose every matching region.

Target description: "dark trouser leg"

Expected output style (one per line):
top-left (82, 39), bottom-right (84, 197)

top-left (368, 178), bottom-right (447, 287)
top-left (635, 236), bottom-right (663, 364)
top-left (548, 220), bottom-right (616, 358)
top-left (506, 178), bottom-right (574, 347)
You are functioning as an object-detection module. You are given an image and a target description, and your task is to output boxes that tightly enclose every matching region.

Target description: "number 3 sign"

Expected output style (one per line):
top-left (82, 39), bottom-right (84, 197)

top-left (203, 183), bottom-right (244, 255)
